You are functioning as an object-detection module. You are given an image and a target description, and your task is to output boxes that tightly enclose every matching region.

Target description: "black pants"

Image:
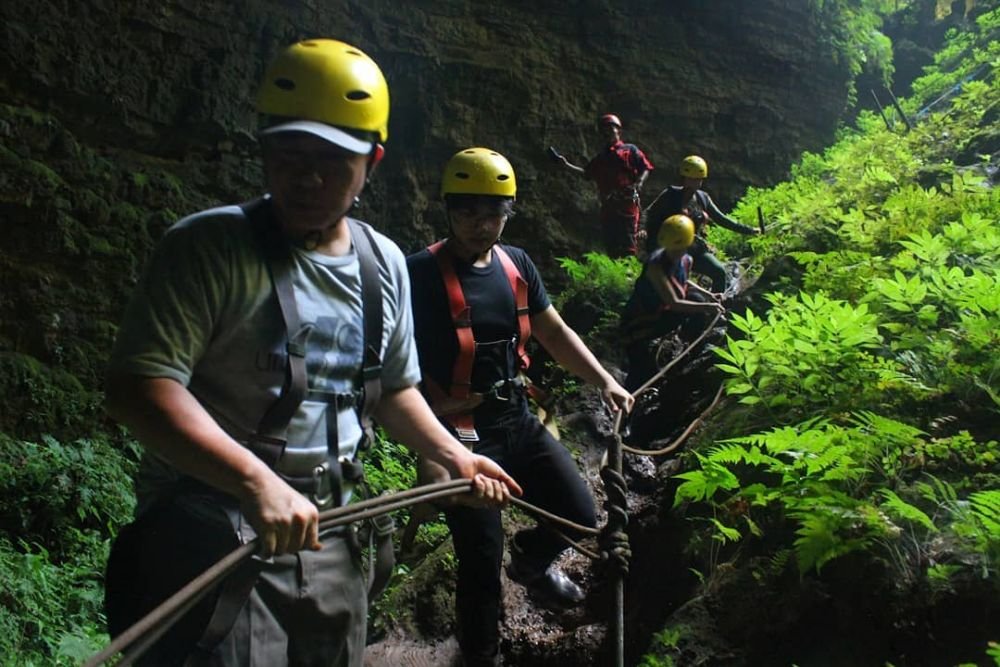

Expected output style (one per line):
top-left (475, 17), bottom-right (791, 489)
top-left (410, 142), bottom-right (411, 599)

top-left (623, 293), bottom-right (710, 392)
top-left (444, 404), bottom-right (596, 664)
top-left (689, 237), bottom-right (728, 292)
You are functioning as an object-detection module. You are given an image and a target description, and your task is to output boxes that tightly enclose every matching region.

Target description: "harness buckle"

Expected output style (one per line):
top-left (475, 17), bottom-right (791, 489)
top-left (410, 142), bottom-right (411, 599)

top-left (484, 376), bottom-right (525, 403)
top-left (311, 460), bottom-right (334, 509)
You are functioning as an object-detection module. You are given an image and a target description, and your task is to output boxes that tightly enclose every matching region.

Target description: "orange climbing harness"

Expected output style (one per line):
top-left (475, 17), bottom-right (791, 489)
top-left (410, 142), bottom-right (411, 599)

top-left (423, 241), bottom-right (532, 441)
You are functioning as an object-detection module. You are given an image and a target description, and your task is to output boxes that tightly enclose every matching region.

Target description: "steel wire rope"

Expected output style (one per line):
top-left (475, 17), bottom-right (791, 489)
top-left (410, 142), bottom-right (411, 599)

top-left (86, 479), bottom-right (612, 665)
top-left (88, 311), bottom-right (728, 667)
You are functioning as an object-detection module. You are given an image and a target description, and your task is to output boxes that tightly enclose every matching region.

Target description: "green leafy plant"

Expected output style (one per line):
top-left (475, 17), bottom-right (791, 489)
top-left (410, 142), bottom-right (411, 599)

top-left (637, 624), bottom-right (688, 667)
top-left (0, 433), bottom-right (137, 664)
top-left (554, 252), bottom-right (640, 312)
top-left (714, 293), bottom-right (920, 419)
top-left (675, 416), bottom-right (998, 576)
top-left (987, 640), bottom-right (1000, 665)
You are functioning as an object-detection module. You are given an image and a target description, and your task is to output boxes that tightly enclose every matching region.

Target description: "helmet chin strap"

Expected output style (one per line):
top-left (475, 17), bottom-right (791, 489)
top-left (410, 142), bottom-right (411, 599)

top-left (446, 223), bottom-right (498, 264)
top-left (289, 193), bottom-right (363, 251)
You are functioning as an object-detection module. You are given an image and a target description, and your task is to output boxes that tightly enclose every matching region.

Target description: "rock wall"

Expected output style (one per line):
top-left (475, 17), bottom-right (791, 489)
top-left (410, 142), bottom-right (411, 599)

top-left (0, 0), bottom-right (855, 436)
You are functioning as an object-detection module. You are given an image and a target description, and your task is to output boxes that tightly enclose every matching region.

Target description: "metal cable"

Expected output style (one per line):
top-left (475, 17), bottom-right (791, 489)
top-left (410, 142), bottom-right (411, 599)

top-left (85, 480), bottom-right (475, 667)
top-left (87, 478), bottom-right (613, 665)
top-left (622, 383), bottom-right (726, 456)
top-left (89, 312), bottom-right (727, 666)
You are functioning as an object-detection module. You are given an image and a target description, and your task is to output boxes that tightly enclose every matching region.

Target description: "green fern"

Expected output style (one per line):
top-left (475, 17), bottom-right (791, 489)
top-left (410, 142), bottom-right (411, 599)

top-left (673, 459), bottom-right (740, 507)
top-left (791, 511), bottom-right (870, 572)
top-left (986, 640), bottom-right (1000, 666)
top-left (878, 489), bottom-right (938, 533)
top-left (968, 490), bottom-right (1000, 537)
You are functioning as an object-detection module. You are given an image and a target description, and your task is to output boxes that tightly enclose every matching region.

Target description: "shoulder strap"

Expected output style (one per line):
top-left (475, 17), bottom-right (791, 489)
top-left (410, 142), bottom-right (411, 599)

top-left (346, 218), bottom-right (385, 440)
top-left (241, 198), bottom-right (308, 467)
top-left (428, 241), bottom-right (475, 401)
top-left (493, 245), bottom-right (531, 371)
top-left (423, 242), bottom-right (533, 443)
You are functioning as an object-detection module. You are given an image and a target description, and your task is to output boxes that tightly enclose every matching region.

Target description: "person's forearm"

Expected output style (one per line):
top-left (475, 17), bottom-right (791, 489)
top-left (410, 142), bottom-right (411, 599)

top-left (707, 195), bottom-right (756, 234)
top-left (636, 171), bottom-right (649, 190)
top-left (532, 310), bottom-right (615, 389)
top-left (687, 282), bottom-right (717, 299)
top-left (375, 386), bottom-right (524, 500)
top-left (670, 299), bottom-right (720, 314)
top-left (105, 375), bottom-right (273, 500)
top-left (560, 156), bottom-right (586, 175)
top-left (373, 385), bottom-right (470, 476)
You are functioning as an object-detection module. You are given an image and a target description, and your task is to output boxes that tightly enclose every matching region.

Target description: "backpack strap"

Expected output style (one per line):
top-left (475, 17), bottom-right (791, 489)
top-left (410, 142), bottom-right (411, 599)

top-left (694, 189), bottom-right (712, 227)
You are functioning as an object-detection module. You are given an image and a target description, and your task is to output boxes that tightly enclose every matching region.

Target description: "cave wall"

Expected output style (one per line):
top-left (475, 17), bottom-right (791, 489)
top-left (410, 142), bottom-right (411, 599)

top-left (0, 0), bottom-right (856, 437)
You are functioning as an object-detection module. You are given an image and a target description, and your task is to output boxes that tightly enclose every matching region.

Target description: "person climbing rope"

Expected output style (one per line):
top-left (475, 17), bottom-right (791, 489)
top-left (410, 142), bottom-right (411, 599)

top-left (407, 147), bottom-right (634, 667)
top-left (556, 113), bottom-right (654, 257)
top-left (642, 155), bottom-right (759, 291)
top-left (621, 214), bottom-right (725, 392)
top-left (102, 39), bottom-right (520, 667)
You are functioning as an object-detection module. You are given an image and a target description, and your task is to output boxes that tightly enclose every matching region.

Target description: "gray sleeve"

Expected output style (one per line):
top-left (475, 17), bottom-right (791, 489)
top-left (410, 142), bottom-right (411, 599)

top-left (375, 235), bottom-right (422, 390)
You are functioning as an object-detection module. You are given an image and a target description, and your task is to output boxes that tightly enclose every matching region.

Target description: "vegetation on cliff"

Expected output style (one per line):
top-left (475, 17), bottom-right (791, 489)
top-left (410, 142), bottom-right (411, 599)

top-left (639, 7), bottom-right (999, 665)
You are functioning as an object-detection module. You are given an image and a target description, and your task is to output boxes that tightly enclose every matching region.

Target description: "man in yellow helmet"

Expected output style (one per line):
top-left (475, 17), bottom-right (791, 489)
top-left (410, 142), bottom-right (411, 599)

top-left (557, 113), bottom-right (654, 257)
top-left (103, 40), bottom-right (520, 666)
top-left (642, 155), bottom-right (759, 292)
top-left (622, 214), bottom-right (725, 391)
top-left (407, 148), bottom-right (633, 666)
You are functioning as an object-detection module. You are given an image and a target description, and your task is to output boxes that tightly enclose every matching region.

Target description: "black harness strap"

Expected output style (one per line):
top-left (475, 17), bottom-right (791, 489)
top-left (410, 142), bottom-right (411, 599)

top-left (347, 218), bottom-right (385, 442)
top-left (242, 198), bottom-right (310, 467)
top-left (345, 218), bottom-right (397, 598)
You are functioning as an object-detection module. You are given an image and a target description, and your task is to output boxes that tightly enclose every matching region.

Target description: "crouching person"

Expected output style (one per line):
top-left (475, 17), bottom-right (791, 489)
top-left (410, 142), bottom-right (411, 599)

top-left (622, 214), bottom-right (725, 392)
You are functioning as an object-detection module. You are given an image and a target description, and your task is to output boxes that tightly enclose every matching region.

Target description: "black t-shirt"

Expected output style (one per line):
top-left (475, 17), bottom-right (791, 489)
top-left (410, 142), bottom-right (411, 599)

top-left (644, 186), bottom-right (709, 253)
top-left (407, 243), bottom-right (551, 394)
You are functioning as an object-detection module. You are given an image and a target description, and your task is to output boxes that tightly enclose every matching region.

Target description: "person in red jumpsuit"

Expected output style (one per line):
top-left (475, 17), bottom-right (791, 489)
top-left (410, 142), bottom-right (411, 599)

top-left (558, 113), bottom-right (654, 257)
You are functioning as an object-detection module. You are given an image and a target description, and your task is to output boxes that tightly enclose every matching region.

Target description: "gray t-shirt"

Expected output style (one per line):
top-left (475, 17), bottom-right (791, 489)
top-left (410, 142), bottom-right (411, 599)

top-left (109, 202), bottom-right (420, 510)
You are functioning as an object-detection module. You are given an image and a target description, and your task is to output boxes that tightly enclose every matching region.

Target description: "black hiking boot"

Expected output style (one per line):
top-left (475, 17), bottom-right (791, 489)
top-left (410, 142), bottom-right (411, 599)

top-left (507, 542), bottom-right (585, 605)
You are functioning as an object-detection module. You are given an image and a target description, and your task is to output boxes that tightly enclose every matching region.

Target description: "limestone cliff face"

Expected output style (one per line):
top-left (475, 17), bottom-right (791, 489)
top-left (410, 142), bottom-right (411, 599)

top-left (0, 0), bottom-right (853, 433)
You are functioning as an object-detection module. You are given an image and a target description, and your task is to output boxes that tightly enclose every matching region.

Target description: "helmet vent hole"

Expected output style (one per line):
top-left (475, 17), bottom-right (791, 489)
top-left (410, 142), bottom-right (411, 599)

top-left (463, 149), bottom-right (475, 154)
top-left (302, 41), bottom-right (319, 48)
top-left (345, 49), bottom-right (362, 56)
top-left (274, 78), bottom-right (296, 91)
top-left (345, 90), bottom-right (370, 101)
top-left (496, 174), bottom-right (509, 181)
top-left (455, 172), bottom-right (470, 180)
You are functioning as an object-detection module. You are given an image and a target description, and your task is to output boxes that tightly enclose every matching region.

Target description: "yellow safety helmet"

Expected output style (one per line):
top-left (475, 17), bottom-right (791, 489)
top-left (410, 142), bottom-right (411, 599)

top-left (441, 147), bottom-right (517, 198)
top-left (256, 39), bottom-right (389, 154)
top-left (657, 214), bottom-right (696, 251)
top-left (679, 155), bottom-right (708, 179)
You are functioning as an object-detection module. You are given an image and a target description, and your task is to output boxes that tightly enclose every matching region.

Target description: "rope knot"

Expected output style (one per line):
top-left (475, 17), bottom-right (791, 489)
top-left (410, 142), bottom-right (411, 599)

top-left (599, 466), bottom-right (630, 576)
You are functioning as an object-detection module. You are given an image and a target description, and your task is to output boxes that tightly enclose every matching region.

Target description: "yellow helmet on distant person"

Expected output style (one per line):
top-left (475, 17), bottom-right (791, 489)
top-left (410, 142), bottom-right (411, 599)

top-left (679, 155), bottom-right (708, 179)
top-left (441, 148), bottom-right (517, 198)
top-left (657, 214), bottom-right (696, 250)
top-left (256, 39), bottom-right (389, 154)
